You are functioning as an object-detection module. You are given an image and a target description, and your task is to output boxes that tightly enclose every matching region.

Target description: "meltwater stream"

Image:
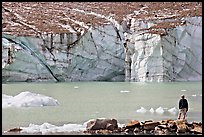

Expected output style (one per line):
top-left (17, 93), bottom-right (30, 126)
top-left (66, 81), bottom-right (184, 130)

top-left (2, 82), bottom-right (202, 134)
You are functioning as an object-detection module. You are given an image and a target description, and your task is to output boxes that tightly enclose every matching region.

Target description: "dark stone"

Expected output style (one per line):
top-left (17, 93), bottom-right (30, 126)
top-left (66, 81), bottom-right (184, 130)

top-left (7, 128), bottom-right (22, 132)
top-left (158, 124), bottom-right (168, 129)
top-left (143, 121), bottom-right (160, 130)
top-left (144, 120), bottom-right (153, 123)
top-left (86, 118), bottom-right (118, 131)
top-left (125, 120), bottom-right (140, 128)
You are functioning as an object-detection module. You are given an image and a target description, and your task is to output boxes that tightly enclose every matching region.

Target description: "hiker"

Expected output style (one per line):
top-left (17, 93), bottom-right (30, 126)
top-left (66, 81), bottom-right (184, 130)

top-left (177, 95), bottom-right (188, 120)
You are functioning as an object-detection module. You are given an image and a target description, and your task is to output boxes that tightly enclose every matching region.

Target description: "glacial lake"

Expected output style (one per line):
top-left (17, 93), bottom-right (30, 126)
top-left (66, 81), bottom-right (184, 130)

top-left (2, 81), bottom-right (202, 134)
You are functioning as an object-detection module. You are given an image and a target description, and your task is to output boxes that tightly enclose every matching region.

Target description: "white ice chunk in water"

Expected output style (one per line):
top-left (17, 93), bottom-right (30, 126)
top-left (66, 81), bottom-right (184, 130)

top-left (20, 122), bottom-right (86, 135)
top-left (120, 90), bottom-right (130, 93)
top-left (155, 107), bottom-right (164, 114)
top-left (149, 108), bottom-right (154, 113)
top-left (136, 107), bottom-right (147, 113)
top-left (2, 91), bottom-right (59, 108)
top-left (168, 107), bottom-right (177, 115)
top-left (74, 86), bottom-right (79, 89)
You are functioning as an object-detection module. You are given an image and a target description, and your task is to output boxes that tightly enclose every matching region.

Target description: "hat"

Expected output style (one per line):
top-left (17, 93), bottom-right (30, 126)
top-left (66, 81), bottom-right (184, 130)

top-left (181, 95), bottom-right (185, 98)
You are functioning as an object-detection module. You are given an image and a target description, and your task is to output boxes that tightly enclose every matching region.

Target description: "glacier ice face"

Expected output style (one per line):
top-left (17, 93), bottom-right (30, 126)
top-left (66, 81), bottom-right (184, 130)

top-left (63, 25), bottom-right (125, 81)
top-left (2, 24), bottom-right (125, 82)
top-left (125, 17), bottom-right (202, 82)
top-left (2, 17), bottom-right (202, 82)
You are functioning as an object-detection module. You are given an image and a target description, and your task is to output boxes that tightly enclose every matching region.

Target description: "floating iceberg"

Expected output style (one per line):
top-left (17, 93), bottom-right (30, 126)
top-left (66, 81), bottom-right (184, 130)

top-left (155, 107), bottom-right (164, 114)
top-left (120, 90), bottom-right (130, 93)
top-left (149, 108), bottom-right (154, 113)
top-left (74, 86), bottom-right (79, 89)
top-left (136, 107), bottom-right (147, 113)
top-left (168, 107), bottom-right (177, 115)
top-left (2, 91), bottom-right (59, 108)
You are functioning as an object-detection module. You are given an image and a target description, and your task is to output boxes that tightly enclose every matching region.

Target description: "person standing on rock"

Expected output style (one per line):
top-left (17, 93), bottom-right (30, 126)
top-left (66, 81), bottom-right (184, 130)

top-left (177, 95), bottom-right (188, 120)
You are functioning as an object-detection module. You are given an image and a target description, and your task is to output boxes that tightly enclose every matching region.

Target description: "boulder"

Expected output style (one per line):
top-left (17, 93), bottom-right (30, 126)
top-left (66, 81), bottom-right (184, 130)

top-left (6, 127), bottom-right (22, 132)
top-left (159, 119), bottom-right (174, 125)
top-left (106, 123), bottom-right (115, 130)
top-left (125, 120), bottom-right (140, 128)
top-left (167, 123), bottom-right (177, 132)
top-left (154, 128), bottom-right (170, 135)
top-left (190, 123), bottom-right (202, 134)
top-left (143, 121), bottom-right (160, 130)
top-left (95, 129), bottom-right (113, 134)
top-left (144, 120), bottom-right (153, 123)
top-left (157, 124), bottom-right (168, 129)
top-left (133, 127), bottom-right (141, 133)
top-left (124, 128), bottom-right (134, 134)
top-left (86, 118), bottom-right (118, 131)
top-left (192, 121), bottom-right (202, 126)
top-left (176, 120), bottom-right (188, 133)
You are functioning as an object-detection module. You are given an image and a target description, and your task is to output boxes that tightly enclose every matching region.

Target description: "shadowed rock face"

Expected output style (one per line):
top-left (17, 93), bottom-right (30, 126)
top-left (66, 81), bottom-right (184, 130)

top-left (2, 2), bottom-right (202, 82)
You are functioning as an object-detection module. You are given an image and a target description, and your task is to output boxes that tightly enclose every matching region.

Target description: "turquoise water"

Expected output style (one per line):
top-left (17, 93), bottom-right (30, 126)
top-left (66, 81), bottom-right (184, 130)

top-left (2, 82), bottom-right (202, 133)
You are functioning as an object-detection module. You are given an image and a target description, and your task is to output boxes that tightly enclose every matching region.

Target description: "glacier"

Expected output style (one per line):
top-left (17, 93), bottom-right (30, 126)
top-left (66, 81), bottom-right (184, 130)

top-left (2, 16), bottom-right (201, 82)
top-left (124, 17), bottom-right (202, 82)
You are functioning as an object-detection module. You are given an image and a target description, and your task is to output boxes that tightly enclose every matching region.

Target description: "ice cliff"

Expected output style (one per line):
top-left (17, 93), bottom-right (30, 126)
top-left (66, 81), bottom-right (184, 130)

top-left (124, 17), bottom-right (202, 82)
top-left (2, 2), bottom-right (202, 82)
top-left (2, 25), bottom-right (125, 82)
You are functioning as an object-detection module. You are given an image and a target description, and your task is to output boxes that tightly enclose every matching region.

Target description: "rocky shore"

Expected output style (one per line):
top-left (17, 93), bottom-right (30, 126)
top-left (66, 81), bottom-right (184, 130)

top-left (83, 118), bottom-right (202, 135)
top-left (5, 118), bottom-right (202, 135)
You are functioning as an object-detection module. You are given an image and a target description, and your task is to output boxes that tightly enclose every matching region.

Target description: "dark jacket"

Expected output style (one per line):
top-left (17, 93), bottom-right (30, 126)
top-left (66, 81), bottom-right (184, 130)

top-left (179, 98), bottom-right (188, 111)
